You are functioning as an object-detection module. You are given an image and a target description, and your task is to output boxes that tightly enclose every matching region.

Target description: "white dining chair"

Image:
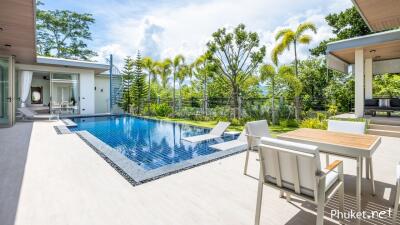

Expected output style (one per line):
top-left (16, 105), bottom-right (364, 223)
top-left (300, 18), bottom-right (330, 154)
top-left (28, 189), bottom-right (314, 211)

top-left (255, 137), bottom-right (344, 225)
top-left (327, 119), bottom-right (375, 195)
top-left (244, 120), bottom-right (271, 175)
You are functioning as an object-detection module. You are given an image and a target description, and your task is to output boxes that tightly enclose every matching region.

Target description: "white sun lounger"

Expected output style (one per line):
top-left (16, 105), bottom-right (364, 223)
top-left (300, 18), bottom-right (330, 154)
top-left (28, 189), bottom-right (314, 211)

top-left (183, 121), bottom-right (231, 143)
top-left (209, 130), bottom-right (247, 151)
top-left (18, 107), bottom-right (58, 120)
top-left (18, 107), bottom-right (37, 119)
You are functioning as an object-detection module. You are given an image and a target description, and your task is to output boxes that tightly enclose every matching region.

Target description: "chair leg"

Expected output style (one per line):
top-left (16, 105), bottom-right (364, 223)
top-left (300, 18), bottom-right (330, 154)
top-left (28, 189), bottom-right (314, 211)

top-left (286, 193), bottom-right (291, 202)
top-left (369, 157), bottom-right (376, 196)
top-left (316, 202), bottom-right (325, 225)
top-left (254, 178), bottom-right (264, 225)
top-left (244, 147), bottom-right (250, 175)
top-left (316, 181), bottom-right (326, 225)
top-left (338, 184), bottom-right (345, 224)
top-left (393, 182), bottom-right (399, 225)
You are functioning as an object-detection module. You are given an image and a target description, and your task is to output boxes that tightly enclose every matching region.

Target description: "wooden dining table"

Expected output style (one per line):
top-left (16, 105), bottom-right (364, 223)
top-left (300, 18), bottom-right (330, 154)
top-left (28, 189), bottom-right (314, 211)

top-left (278, 128), bottom-right (381, 223)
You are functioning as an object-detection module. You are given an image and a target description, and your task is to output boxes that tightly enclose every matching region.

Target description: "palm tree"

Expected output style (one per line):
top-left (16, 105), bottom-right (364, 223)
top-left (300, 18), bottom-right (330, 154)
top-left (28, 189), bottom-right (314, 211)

top-left (156, 58), bottom-right (172, 89)
top-left (272, 22), bottom-right (317, 120)
top-left (172, 55), bottom-right (185, 115)
top-left (193, 53), bottom-right (213, 116)
top-left (142, 56), bottom-right (158, 115)
top-left (177, 64), bottom-right (189, 111)
top-left (260, 64), bottom-right (297, 125)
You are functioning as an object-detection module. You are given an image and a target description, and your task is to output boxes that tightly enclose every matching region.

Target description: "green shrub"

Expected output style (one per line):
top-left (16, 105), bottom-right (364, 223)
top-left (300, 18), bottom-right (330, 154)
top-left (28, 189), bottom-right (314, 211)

top-left (280, 119), bottom-right (299, 128)
top-left (230, 118), bottom-right (241, 126)
top-left (327, 104), bottom-right (338, 116)
top-left (300, 118), bottom-right (327, 130)
top-left (316, 112), bottom-right (327, 121)
top-left (153, 103), bottom-right (173, 117)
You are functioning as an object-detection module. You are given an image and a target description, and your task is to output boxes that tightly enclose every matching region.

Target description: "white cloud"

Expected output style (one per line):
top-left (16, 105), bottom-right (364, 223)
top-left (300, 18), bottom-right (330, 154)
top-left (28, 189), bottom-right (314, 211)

top-left (90, 0), bottom-right (352, 67)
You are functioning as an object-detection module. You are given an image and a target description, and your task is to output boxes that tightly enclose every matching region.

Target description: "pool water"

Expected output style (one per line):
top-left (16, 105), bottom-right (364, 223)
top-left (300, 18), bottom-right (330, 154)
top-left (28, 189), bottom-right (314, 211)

top-left (69, 116), bottom-right (237, 170)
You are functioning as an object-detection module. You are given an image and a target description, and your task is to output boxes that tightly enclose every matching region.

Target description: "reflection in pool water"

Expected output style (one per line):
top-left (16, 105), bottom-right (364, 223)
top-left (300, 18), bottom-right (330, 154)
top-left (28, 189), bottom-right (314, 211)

top-left (70, 116), bottom-right (237, 170)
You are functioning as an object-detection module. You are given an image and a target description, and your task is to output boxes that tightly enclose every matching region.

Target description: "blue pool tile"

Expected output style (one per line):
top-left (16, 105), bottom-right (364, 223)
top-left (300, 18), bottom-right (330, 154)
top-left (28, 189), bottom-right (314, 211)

top-left (69, 116), bottom-right (237, 171)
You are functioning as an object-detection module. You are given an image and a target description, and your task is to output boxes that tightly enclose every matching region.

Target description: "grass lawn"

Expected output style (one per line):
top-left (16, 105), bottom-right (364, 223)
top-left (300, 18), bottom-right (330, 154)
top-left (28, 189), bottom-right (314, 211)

top-left (143, 116), bottom-right (297, 137)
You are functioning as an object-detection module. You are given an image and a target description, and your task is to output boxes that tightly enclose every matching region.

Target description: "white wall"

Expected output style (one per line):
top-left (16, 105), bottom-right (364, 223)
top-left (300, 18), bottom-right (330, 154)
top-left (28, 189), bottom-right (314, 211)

top-left (373, 58), bottom-right (400, 74)
top-left (79, 70), bottom-right (95, 114)
top-left (95, 76), bottom-right (110, 113)
top-left (16, 64), bottom-right (97, 114)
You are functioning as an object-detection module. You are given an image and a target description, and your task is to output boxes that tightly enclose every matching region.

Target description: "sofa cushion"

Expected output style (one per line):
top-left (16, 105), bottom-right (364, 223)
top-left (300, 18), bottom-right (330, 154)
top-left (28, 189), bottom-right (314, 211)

top-left (365, 99), bottom-right (379, 107)
top-left (390, 99), bottom-right (400, 107)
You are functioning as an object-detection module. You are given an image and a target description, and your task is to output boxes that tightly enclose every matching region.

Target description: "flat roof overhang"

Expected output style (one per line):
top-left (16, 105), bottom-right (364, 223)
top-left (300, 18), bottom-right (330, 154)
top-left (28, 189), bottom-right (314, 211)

top-left (0, 0), bottom-right (36, 64)
top-left (36, 56), bottom-right (109, 74)
top-left (352, 0), bottom-right (400, 32)
top-left (327, 29), bottom-right (400, 65)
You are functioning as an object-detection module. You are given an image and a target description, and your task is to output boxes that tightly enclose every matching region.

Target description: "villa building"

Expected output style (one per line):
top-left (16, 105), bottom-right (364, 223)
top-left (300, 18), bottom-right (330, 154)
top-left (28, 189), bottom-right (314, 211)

top-left (327, 0), bottom-right (400, 118)
top-left (0, 0), bottom-right (112, 127)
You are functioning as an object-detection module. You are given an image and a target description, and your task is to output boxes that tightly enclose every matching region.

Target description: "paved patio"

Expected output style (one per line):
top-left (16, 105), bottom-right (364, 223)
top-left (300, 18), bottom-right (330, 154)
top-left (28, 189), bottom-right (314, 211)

top-left (0, 120), bottom-right (399, 225)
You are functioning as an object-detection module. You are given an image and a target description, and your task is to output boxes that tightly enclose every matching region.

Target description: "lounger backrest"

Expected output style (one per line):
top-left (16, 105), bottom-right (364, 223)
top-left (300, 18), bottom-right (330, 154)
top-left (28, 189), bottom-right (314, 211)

top-left (18, 107), bottom-right (37, 117)
top-left (245, 120), bottom-right (271, 147)
top-left (259, 137), bottom-right (321, 198)
top-left (210, 122), bottom-right (231, 136)
top-left (327, 120), bottom-right (366, 134)
top-left (237, 130), bottom-right (247, 142)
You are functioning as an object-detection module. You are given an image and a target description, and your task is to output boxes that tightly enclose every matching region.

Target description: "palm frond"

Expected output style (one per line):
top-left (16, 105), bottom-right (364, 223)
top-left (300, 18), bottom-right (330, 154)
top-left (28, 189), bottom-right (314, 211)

top-left (271, 31), bottom-right (295, 65)
top-left (259, 64), bottom-right (276, 82)
top-left (298, 34), bottom-right (312, 44)
top-left (281, 32), bottom-right (295, 50)
top-left (275, 28), bottom-right (292, 41)
top-left (278, 64), bottom-right (295, 76)
top-left (271, 43), bottom-right (284, 65)
top-left (173, 54), bottom-right (185, 66)
top-left (295, 22), bottom-right (317, 37)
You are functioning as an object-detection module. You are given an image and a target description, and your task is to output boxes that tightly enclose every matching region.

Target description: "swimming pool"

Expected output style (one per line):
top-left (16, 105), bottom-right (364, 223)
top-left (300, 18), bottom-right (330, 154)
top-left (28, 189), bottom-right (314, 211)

top-left (69, 116), bottom-right (239, 171)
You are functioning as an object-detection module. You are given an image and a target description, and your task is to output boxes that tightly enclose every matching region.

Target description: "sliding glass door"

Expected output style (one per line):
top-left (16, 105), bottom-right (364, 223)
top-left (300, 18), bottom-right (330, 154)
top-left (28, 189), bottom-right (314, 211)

top-left (0, 57), bottom-right (14, 127)
top-left (50, 73), bottom-right (80, 115)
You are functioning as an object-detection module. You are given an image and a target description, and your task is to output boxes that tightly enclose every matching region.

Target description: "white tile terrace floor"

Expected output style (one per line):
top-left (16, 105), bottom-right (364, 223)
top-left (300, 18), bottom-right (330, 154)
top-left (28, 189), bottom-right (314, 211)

top-left (1, 120), bottom-right (399, 225)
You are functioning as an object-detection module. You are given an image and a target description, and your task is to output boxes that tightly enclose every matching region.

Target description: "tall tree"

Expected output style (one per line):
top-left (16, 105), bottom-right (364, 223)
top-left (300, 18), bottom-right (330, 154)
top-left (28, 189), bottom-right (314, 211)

top-left (142, 57), bottom-right (158, 114)
top-left (297, 58), bottom-right (329, 111)
top-left (310, 7), bottom-right (372, 56)
top-left (207, 24), bottom-right (266, 118)
top-left (272, 22), bottom-right (317, 120)
top-left (172, 55), bottom-right (185, 115)
top-left (156, 59), bottom-right (172, 89)
top-left (176, 64), bottom-right (192, 110)
top-left (193, 52), bottom-right (216, 116)
top-left (118, 57), bottom-right (135, 112)
top-left (130, 52), bottom-right (148, 114)
top-left (260, 64), bottom-right (299, 124)
top-left (36, 1), bottom-right (97, 60)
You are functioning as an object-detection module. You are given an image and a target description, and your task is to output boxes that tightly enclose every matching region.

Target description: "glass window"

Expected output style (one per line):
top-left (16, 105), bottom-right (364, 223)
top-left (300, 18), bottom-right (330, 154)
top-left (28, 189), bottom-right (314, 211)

top-left (0, 58), bottom-right (9, 125)
top-left (50, 73), bottom-right (79, 115)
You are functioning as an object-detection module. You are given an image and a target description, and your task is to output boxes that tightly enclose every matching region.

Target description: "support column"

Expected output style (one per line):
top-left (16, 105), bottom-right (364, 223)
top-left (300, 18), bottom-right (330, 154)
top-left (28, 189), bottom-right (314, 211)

top-left (355, 49), bottom-right (365, 118)
top-left (365, 58), bottom-right (373, 99)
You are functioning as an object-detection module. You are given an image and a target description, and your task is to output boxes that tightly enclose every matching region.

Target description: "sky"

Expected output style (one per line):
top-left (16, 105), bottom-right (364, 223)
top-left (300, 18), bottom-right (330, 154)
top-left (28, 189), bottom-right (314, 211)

top-left (39, 0), bottom-right (353, 68)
